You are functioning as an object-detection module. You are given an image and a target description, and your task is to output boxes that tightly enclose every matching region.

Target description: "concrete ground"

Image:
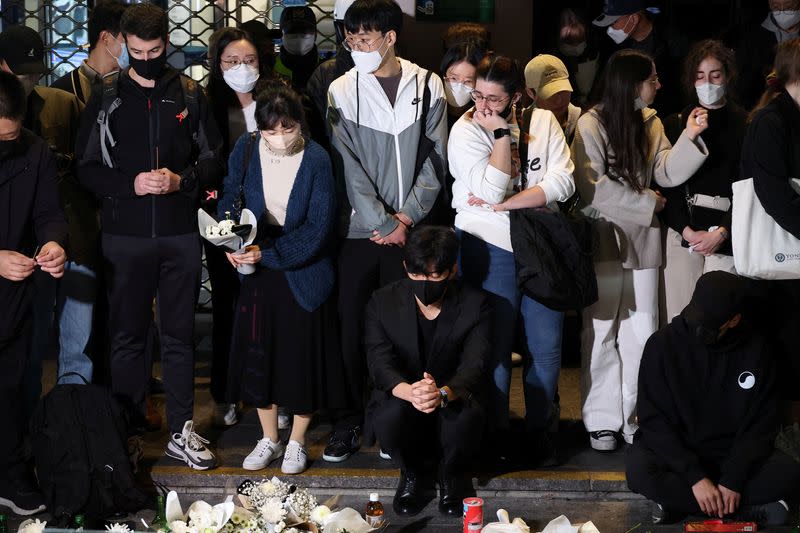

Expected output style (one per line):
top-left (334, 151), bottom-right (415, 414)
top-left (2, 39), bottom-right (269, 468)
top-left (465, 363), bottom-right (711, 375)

top-left (19, 313), bottom-right (796, 532)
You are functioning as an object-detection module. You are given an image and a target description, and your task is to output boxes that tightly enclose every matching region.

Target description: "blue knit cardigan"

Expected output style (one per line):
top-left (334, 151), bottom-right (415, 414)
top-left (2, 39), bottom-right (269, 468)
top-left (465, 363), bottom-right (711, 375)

top-left (218, 134), bottom-right (336, 312)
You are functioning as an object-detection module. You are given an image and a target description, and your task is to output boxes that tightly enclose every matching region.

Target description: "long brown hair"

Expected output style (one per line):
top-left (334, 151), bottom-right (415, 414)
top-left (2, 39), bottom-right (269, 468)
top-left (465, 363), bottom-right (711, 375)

top-left (682, 39), bottom-right (737, 103)
top-left (596, 49), bottom-right (653, 192)
top-left (749, 38), bottom-right (800, 121)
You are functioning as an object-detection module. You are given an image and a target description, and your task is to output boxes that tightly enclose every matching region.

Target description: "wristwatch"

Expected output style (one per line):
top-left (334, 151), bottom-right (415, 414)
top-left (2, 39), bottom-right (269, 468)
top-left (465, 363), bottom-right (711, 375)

top-left (438, 387), bottom-right (449, 408)
top-left (493, 127), bottom-right (511, 139)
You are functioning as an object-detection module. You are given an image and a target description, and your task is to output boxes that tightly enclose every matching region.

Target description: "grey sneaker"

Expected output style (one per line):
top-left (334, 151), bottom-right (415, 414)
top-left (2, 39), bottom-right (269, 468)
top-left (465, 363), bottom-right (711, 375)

top-left (278, 407), bottom-right (291, 430)
top-left (214, 403), bottom-right (238, 427)
top-left (243, 437), bottom-right (285, 471)
top-left (736, 500), bottom-right (789, 526)
top-left (589, 430), bottom-right (618, 451)
top-left (165, 421), bottom-right (216, 470)
top-left (281, 440), bottom-right (308, 475)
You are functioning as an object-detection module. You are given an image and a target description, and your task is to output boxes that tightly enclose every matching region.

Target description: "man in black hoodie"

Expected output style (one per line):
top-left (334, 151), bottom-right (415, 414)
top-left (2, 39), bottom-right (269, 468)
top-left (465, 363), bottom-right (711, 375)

top-left (0, 72), bottom-right (66, 515)
top-left (75, 3), bottom-right (223, 470)
top-left (626, 271), bottom-right (800, 526)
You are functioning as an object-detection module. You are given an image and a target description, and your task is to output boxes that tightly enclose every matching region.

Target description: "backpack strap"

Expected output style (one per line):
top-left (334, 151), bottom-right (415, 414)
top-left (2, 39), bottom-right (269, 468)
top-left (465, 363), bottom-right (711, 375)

top-left (70, 68), bottom-right (85, 105)
top-left (232, 132), bottom-right (258, 220)
top-left (91, 73), bottom-right (122, 168)
top-left (179, 75), bottom-right (216, 167)
top-left (519, 105), bottom-right (535, 189)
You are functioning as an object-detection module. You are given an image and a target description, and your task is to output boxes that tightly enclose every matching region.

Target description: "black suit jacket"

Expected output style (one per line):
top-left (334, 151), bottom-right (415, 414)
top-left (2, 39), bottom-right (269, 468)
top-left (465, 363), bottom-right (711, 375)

top-left (365, 278), bottom-right (491, 405)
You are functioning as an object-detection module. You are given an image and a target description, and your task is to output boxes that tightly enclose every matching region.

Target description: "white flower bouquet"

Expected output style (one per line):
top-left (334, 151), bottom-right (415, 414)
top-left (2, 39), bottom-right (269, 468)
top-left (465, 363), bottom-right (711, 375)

top-left (197, 208), bottom-right (258, 274)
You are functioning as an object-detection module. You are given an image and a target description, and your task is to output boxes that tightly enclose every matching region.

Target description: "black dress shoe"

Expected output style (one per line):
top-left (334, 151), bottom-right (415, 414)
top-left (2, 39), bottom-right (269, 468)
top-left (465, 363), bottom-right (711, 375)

top-left (438, 474), bottom-right (464, 516)
top-left (527, 430), bottom-right (561, 468)
top-left (393, 470), bottom-right (426, 516)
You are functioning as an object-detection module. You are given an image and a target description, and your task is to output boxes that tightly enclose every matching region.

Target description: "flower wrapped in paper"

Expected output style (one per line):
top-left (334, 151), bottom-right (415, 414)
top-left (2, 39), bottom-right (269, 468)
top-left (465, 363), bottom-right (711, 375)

top-left (198, 208), bottom-right (258, 274)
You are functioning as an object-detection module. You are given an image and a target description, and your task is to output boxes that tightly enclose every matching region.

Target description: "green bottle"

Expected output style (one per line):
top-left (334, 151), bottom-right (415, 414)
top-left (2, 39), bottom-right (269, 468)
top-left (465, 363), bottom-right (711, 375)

top-left (73, 514), bottom-right (85, 531)
top-left (0, 513), bottom-right (8, 533)
top-left (150, 494), bottom-right (169, 532)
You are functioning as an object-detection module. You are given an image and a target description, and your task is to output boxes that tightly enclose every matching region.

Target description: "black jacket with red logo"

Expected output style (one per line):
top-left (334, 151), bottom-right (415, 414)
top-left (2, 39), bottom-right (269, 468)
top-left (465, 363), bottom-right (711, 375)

top-left (75, 67), bottom-right (223, 237)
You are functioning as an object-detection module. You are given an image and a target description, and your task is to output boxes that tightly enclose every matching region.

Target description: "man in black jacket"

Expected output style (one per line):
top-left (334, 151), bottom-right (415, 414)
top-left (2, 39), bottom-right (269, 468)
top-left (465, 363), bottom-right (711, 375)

top-left (75, 3), bottom-right (223, 470)
top-left (366, 226), bottom-right (490, 517)
top-left (626, 271), bottom-right (800, 527)
top-left (0, 72), bottom-right (67, 515)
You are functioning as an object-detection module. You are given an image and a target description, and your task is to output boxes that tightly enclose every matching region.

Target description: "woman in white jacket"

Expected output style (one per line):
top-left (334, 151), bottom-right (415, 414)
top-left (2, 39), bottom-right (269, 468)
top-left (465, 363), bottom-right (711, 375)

top-left (571, 49), bottom-right (709, 452)
top-left (449, 55), bottom-right (575, 466)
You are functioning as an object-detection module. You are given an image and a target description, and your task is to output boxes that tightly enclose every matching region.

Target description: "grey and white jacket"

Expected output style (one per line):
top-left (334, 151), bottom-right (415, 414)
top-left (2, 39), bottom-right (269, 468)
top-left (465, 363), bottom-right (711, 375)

top-left (327, 58), bottom-right (447, 238)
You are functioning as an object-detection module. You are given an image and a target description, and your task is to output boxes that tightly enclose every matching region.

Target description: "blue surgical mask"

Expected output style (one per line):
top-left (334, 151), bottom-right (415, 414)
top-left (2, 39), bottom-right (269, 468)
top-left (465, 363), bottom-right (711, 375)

top-left (107, 39), bottom-right (129, 70)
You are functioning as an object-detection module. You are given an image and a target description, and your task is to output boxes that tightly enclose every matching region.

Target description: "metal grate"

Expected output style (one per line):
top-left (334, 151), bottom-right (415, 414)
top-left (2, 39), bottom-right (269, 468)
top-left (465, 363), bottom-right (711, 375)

top-left (0, 0), bottom-right (336, 85)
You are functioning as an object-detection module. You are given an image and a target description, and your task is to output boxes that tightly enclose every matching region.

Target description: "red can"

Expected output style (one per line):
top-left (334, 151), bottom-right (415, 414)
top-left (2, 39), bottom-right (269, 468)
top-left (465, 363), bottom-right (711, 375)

top-left (463, 497), bottom-right (484, 532)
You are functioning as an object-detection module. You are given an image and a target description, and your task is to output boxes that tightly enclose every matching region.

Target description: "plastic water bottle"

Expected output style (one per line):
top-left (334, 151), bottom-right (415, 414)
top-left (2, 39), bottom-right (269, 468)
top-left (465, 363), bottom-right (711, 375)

top-left (365, 492), bottom-right (384, 527)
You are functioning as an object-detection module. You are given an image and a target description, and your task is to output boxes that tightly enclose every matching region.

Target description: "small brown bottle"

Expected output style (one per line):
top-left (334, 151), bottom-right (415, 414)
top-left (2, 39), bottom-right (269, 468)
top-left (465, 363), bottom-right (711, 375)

top-left (365, 492), bottom-right (384, 527)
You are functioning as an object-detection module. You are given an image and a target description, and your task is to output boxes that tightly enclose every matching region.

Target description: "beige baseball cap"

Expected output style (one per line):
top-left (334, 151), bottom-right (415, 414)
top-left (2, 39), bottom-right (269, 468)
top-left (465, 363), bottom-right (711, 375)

top-left (524, 54), bottom-right (573, 100)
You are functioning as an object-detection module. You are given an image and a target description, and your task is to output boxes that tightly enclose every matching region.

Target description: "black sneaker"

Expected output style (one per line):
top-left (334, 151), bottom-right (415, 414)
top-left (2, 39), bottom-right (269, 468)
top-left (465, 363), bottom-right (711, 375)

top-left (650, 500), bottom-right (684, 524)
top-left (322, 427), bottom-right (361, 462)
top-left (0, 478), bottom-right (46, 516)
top-left (735, 500), bottom-right (789, 526)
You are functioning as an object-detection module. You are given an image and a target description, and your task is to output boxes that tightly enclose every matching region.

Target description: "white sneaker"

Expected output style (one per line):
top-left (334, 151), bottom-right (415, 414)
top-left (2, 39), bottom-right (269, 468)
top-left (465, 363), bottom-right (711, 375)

top-left (281, 440), bottom-right (308, 475)
top-left (278, 407), bottom-right (291, 430)
top-left (243, 437), bottom-right (285, 471)
top-left (379, 448), bottom-right (391, 460)
top-left (214, 403), bottom-right (239, 427)
top-left (165, 421), bottom-right (217, 470)
top-left (589, 430), bottom-right (618, 451)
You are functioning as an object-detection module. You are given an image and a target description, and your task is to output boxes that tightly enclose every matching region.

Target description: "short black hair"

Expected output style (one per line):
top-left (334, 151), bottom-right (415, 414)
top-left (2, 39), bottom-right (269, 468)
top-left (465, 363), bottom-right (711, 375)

top-left (0, 71), bottom-right (26, 121)
top-left (440, 42), bottom-right (486, 76)
top-left (403, 226), bottom-right (458, 275)
top-left (120, 3), bottom-right (168, 43)
top-left (344, 0), bottom-right (403, 36)
top-left (254, 80), bottom-right (307, 132)
top-left (88, 0), bottom-right (127, 50)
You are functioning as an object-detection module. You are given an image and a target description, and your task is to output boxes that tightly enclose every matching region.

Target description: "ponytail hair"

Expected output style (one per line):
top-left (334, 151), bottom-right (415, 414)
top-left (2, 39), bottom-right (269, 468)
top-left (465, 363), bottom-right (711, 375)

top-left (749, 38), bottom-right (800, 122)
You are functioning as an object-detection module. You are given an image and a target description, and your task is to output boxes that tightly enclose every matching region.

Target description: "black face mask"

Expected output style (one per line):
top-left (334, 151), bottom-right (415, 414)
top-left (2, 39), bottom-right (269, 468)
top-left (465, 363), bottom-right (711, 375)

top-left (130, 51), bottom-right (167, 81)
top-left (0, 138), bottom-right (18, 161)
top-left (411, 279), bottom-right (449, 306)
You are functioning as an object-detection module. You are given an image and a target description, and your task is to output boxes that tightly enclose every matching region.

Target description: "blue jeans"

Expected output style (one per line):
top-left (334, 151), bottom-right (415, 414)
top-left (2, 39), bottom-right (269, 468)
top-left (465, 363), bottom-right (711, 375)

top-left (458, 230), bottom-right (564, 432)
top-left (56, 261), bottom-right (96, 384)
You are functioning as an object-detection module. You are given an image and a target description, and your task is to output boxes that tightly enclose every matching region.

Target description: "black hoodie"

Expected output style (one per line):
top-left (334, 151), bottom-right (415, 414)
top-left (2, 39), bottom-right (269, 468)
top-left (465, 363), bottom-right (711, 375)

top-left (75, 66), bottom-right (223, 238)
top-left (636, 314), bottom-right (780, 493)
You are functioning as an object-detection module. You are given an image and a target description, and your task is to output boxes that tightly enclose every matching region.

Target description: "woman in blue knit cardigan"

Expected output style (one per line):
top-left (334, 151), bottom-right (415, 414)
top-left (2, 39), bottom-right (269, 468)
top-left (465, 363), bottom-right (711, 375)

top-left (218, 82), bottom-right (346, 475)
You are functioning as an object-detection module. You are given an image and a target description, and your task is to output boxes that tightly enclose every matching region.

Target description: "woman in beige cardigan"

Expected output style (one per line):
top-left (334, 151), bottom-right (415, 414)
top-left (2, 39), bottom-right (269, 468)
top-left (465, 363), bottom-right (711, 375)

top-left (571, 50), bottom-right (709, 452)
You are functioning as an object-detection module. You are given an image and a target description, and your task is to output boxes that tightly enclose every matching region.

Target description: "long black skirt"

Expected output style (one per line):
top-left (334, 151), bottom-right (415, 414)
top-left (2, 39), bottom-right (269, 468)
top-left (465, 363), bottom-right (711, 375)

top-left (227, 267), bottom-right (347, 414)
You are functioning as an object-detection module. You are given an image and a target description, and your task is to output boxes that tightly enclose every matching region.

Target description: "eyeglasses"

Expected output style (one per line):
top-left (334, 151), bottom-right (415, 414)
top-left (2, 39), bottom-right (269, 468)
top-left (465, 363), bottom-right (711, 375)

top-left (343, 34), bottom-right (385, 53)
top-left (470, 91), bottom-right (510, 105)
top-left (220, 57), bottom-right (258, 68)
top-left (444, 76), bottom-right (475, 87)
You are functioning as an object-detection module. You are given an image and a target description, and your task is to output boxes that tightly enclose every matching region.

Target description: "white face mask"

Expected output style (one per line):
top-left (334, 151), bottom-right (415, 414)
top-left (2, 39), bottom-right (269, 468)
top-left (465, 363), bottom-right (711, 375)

top-left (607, 25), bottom-right (630, 44)
top-left (444, 81), bottom-right (473, 108)
top-left (559, 41), bottom-right (587, 57)
top-left (772, 10), bottom-right (800, 30)
top-left (695, 82), bottom-right (726, 107)
top-left (350, 36), bottom-right (388, 75)
top-left (283, 34), bottom-right (316, 56)
top-left (634, 96), bottom-right (647, 110)
top-left (223, 63), bottom-right (260, 93)
top-left (262, 131), bottom-right (300, 151)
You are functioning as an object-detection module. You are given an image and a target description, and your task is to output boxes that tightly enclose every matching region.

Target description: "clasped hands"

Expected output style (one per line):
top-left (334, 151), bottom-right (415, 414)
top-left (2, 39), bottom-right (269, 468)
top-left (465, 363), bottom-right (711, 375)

top-left (371, 213), bottom-right (412, 246)
top-left (134, 168), bottom-right (181, 196)
top-left (0, 241), bottom-right (66, 281)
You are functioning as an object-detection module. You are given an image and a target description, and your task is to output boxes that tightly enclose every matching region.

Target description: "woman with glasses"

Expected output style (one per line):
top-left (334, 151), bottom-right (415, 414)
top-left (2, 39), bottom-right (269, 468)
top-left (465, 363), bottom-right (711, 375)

top-left (448, 54), bottom-right (575, 467)
top-left (571, 49), bottom-right (709, 452)
top-left (441, 41), bottom-right (488, 130)
top-left (204, 27), bottom-right (274, 428)
top-left (218, 81), bottom-right (346, 474)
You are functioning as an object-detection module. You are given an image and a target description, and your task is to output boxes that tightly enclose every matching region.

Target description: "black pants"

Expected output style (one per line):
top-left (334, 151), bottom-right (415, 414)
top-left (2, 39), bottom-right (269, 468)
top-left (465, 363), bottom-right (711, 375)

top-left (372, 396), bottom-right (484, 474)
top-left (335, 239), bottom-right (405, 430)
top-left (0, 311), bottom-right (31, 483)
top-left (103, 233), bottom-right (201, 435)
top-left (203, 240), bottom-right (239, 404)
top-left (626, 442), bottom-right (800, 514)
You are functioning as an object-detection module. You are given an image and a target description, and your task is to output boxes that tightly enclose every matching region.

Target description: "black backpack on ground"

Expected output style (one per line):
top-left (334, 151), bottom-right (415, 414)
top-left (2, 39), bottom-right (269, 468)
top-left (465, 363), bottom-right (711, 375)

top-left (510, 207), bottom-right (598, 312)
top-left (30, 374), bottom-right (147, 525)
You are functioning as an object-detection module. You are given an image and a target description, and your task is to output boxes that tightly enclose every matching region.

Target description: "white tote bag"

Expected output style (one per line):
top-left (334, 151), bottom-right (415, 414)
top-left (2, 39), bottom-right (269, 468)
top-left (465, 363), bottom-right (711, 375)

top-left (731, 177), bottom-right (800, 280)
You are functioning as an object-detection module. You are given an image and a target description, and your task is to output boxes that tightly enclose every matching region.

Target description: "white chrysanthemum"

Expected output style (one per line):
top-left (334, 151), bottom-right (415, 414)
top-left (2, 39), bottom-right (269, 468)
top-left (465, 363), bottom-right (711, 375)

top-left (169, 520), bottom-right (198, 533)
top-left (17, 519), bottom-right (47, 533)
top-left (310, 505), bottom-right (332, 525)
top-left (105, 523), bottom-right (132, 532)
top-left (260, 498), bottom-right (287, 523)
